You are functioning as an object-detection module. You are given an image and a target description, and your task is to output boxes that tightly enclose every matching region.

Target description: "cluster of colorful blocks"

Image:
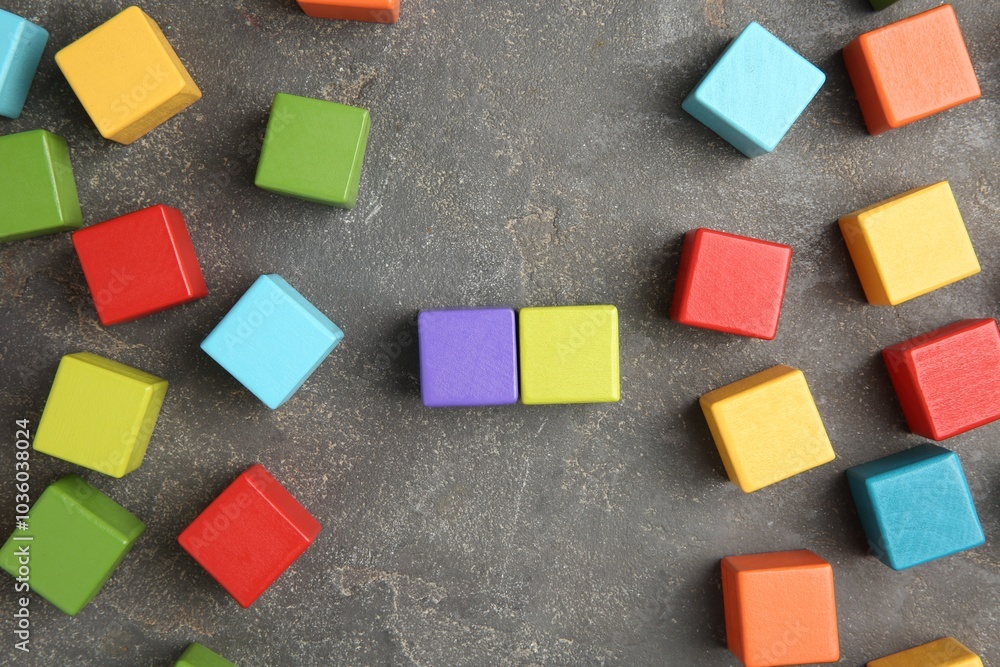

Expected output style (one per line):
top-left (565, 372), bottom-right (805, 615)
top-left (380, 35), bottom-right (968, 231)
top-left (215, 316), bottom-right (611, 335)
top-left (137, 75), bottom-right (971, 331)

top-left (0, 0), bottom-right (993, 665)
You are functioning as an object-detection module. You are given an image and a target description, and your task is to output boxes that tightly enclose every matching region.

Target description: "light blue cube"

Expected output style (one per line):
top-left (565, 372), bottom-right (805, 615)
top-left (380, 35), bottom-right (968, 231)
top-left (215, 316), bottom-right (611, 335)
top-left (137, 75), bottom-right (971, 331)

top-left (847, 444), bottom-right (985, 571)
top-left (201, 275), bottom-right (344, 409)
top-left (682, 22), bottom-right (825, 157)
top-left (0, 9), bottom-right (49, 119)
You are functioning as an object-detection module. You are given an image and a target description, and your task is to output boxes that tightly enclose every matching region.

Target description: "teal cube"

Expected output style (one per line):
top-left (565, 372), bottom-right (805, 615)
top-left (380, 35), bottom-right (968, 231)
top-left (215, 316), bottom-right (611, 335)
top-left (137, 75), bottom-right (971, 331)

top-left (254, 92), bottom-right (371, 209)
top-left (0, 129), bottom-right (83, 242)
top-left (0, 8), bottom-right (49, 118)
top-left (682, 22), bottom-right (825, 157)
top-left (0, 475), bottom-right (145, 615)
top-left (847, 444), bottom-right (985, 570)
top-left (175, 643), bottom-right (237, 667)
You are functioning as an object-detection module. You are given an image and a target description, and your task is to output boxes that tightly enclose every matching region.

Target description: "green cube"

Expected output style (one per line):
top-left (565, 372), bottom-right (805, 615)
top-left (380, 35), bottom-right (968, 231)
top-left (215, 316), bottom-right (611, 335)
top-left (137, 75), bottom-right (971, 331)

top-left (0, 475), bottom-right (144, 615)
top-left (254, 92), bottom-right (371, 209)
top-left (175, 643), bottom-right (237, 667)
top-left (0, 129), bottom-right (84, 242)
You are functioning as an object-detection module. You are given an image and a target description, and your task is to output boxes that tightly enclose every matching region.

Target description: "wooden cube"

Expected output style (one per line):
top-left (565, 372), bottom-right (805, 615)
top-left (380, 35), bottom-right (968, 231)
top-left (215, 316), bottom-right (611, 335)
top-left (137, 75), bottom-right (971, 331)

top-left (296, 0), bottom-right (399, 23)
top-left (418, 307), bottom-right (519, 407)
top-left (55, 6), bottom-right (201, 144)
top-left (0, 129), bottom-right (83, 242)
top-left (33, 353), bottom-right (168, 477)
top-left (839, 182), bottom-right (978, 306)
top-left (175, 643), bottom-right (237, 667)
top-left (255, 93), bottom-right (371, 208)
top-left (0, 8), bottom-right (49, 118)
top-left (843, 4), bottom-right (980, 135)
top-left (200, 275), bottom-right (344, 409)
top-left (847, 444), bottom-right (984, 570)
top-left (868, 637), bottom-right (983, 667)
top-left (670, 228), bottom-right (792, 340)
top-left (700, 365), bottom-right (834, 493)
top-left (178, 465), bottom-right (321, 608)
top-left (722, 550), bottom-right (840, 667)
top-left (682, 22), bottom-right (825, 157)
top-left (883, 319), bottom-right (1000, 440)
top-left (518, 305), bottom-right (620, 405)
top-left (0, 475), bottom-right (145, 615)
top-left (72, 204), bottom-right (208, 325)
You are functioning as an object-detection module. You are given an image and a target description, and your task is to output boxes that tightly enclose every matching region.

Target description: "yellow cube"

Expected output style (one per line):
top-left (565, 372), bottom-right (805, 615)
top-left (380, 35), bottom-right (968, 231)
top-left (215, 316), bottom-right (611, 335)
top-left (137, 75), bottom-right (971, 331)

top-left (519, 305), bottom-right (620, 404)
top-left (839, 182), bottom-right (979, 306)
top-left (33, 353), bottom-right (168, 478)
top-left (868, 637), bottom-right (982, 667)
top-left (55, 6), bottom-right (201, 144)
top-left (700, 365), bottom-right (834, 493)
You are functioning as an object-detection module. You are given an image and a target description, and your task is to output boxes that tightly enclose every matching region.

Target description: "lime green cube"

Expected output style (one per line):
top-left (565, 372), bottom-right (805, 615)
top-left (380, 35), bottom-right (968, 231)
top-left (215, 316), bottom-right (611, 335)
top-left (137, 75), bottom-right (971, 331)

top-left (175, 643), bottom-right (238, 667)
top-left (0, 475), bottom-right (145, 615)
top-left (254, 92), bottom-right (371, 209)
top-left (0, 129), bottom-right (84, 242)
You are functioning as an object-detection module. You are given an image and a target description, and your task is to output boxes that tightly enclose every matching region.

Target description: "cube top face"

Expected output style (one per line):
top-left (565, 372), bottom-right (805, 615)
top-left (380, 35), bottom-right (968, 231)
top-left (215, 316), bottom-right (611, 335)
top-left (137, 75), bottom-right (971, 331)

top-left (682, 22), bottom-right (825, 157)
top-left (868, 637), bottom-right (982, 667)
top-left (844, 4), bottom-right (980, 134)
top-left (33, 352), bottom-right (168, 477)
top-left (178, 465), bottom-right (321, 608)
top-left (518, 305), bottom-right (620, 405)
top-left (175, 642), bottom-right (238, 667)
top-left (700, 365), bottom-right (834, 493)
top-left (201, 275), bottom-right (344, 409)
top-left (255, 93), bottom-right (371, 208)
top-left (418, 307), bottom-right (519, 407)
top-left (847, 444), bottom-right (984, 570)
top-left (0, 475), bottom-right (145, 615)
top-left (297, 0), bottom-right (400, 23)
top-left (839, 182), bottom-right (979, 306)
top-left (884, 319), bottom-right (1000, 440)
top-left (722, 550), bottom-right (839, 667)
top-left (0, 9), bottom-right (49, 118)
top-left (0, 129), bottom-right (83, 242)
top-left (72, 204), bottom-right (208, 325)
top-left (671, 228), bottom-right (792, 340)
top-left (54, 6), bottom-right (201, 144)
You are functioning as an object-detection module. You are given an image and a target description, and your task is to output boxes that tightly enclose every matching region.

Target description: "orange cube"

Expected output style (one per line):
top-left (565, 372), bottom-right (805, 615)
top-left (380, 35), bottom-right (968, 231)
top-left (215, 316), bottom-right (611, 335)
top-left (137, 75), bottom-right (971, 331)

top-left (843, 4), bottom-right (980, 135)
top-left (721, 550), bottom-right (840, 667)
top-left (296, 0), bottom-right (399, 23)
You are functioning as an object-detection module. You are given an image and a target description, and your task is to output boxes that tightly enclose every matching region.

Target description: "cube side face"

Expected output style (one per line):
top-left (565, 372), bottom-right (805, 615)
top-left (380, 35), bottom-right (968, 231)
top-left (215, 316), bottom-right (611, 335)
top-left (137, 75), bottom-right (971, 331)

top-left (73, 205), bottom-right (208, 325)
top-left (255, 93), bottom-right (371, 208)
top-left (178, 467), bottom-right (319, 607)
top-left (518, 305), bottom-right (620, 405)
top-left (683, 22), bottom-right (824, 156)
top-left (0, 10), bottom-right (49, 118)
top-left (838, 214), bottom-right (891, 305)
top-left (670, 228), bottom-right (791, 339)
top-left (54, 6), bottom-right (201, 144)
top-left (868, 637), bottom-right (982, 667)
top-left (860, 5), bottom-right (980, 130)
top-left (842, 36), bottom-right (893, 136)
top-left (33, 353), bottom-right (167, 477)
top-left (243, 464), bottom-right (322, 541)
top-left (200, 275), bottom-right (343, 409)
top-left (0, 130), bottom-right (83, 242)
top-left (0, 476), bottom-right (144, 615)
top-left (417, 308), bottom-right (519, 407)
top-left (852, 183), bottom-right (979, 305)
top-left (702, 366), bottom-right (834, 493)
top-left (176, 642), bottom-right (238, 667)
top-left (881, 346), bottom-right (935, 440)
top-left (297, 0), bottom-right (400, 24)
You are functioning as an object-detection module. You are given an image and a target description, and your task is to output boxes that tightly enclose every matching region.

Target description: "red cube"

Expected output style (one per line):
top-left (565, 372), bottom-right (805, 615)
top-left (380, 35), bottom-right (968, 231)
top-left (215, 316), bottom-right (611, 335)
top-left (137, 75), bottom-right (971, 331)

top-left (178, 465), bottom-right (322, 607)
top-left (883, 319), bottom-right (1000, 440)
top-left (296, 0), bottom-right (399, 23)
top-left (670, 228), bottom-right (792, 340)
top-left (72, 204), bottom-right (207, 325)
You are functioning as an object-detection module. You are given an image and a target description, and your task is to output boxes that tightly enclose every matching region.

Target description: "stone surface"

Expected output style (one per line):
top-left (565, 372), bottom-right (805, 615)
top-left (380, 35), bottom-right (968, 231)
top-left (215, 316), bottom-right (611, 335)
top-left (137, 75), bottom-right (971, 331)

top-left (0, 0), bottom-right (997, 665)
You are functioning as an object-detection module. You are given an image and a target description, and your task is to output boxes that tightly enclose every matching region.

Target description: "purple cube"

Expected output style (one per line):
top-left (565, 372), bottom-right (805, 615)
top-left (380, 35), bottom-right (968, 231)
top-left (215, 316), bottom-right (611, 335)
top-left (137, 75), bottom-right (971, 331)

top-left (417, 307), bottom-right (519, 408)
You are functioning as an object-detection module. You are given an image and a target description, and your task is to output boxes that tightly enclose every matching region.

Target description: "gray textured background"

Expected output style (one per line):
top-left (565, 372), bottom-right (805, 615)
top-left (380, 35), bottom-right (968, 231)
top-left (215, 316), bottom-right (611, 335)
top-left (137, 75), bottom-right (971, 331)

top-left (1, 0), bottom-right (998, 665)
